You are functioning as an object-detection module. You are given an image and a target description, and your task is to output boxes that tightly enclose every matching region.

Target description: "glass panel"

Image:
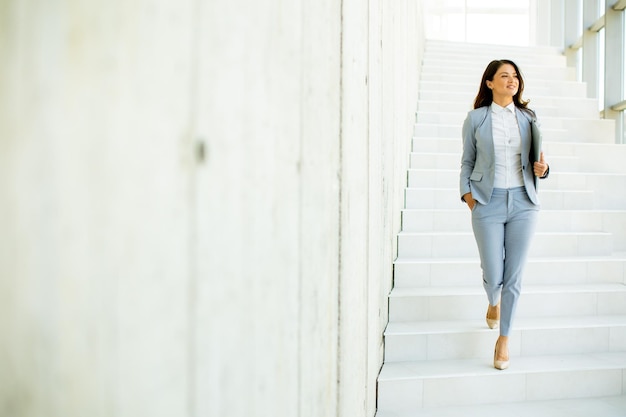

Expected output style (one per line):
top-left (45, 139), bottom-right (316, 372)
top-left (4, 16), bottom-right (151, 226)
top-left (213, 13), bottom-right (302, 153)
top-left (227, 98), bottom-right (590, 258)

top-left (424, 13), bottom-right (466, 42)
top-left (467, 0), bottom-right (528, 10)
top-left (579, 0), bottom-right (584, 27)
top-left (465, 14), bottom-right (529, 46)
top-left (423, 0), bottom-right (466, 42)
top-left (422, 0), bottom-right (531, 45)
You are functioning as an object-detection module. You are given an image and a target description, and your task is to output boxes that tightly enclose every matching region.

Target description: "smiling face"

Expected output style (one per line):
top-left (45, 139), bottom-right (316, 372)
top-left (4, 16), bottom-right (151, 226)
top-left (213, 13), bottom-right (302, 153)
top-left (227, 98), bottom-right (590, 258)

top-left (485, 63), bottom-right (519, 105)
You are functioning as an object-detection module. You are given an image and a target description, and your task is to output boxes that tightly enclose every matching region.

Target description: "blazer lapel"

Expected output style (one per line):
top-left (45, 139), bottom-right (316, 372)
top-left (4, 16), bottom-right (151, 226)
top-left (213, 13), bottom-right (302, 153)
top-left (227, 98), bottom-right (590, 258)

top-left (477, 109), bottom-right (494, 159)
top-left (516, 108), bottom-right (533, 162)
top-left (516, 107), bottom-right (540, 188)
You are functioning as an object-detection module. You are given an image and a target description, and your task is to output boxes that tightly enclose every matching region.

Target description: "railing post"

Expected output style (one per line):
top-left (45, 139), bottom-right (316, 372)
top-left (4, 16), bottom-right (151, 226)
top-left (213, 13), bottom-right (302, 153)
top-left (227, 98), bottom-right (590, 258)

top-left (532, 0), bottom-right (553, 46)
top-left (551, 0), bottom-right (565, 47)
top-left (564, 0), bottom-right (581, 68)
top-left (582, 0), bottom-right (600, 99)
top-left (604, 0), bottom-right (625, 143)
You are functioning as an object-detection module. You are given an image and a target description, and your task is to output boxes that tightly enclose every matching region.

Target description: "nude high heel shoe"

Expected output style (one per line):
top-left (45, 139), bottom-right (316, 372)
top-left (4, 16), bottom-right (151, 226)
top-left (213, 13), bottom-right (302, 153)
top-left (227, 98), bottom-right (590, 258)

top-left (486, 302), bottom-right (500, 329)
top-left (494, 339), bottom-right (510, 370)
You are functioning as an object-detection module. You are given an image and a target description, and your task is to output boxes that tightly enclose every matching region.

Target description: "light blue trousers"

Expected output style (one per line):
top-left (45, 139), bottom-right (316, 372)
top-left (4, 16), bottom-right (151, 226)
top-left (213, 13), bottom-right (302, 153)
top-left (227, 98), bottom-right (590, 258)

top-left (471, 187), bottom-right (539, 336)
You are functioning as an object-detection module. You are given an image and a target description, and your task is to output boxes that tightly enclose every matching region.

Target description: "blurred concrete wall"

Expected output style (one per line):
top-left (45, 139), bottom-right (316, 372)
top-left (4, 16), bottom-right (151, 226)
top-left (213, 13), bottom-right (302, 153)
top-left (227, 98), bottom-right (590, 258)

top-left (0, 1), bottom-right (424, 416)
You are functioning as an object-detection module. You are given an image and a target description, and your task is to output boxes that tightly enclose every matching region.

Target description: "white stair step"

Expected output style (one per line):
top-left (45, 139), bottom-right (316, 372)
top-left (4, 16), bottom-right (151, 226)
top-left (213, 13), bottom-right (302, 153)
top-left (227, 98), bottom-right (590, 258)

top-left (586, 174), bottom-right (626, 209)
top-left (413, 120), bottom-right (614, 145)
top-left (415, 100), bottom-right (473, 113)
top-left (425, 41), bottom-right (561, 51)
top-left (377, 352), bottom-right (626, 411)
top-left (411, 154), bottom-right (619, 182)
top-left (397, 230), bottom-right (613, 258)
top-left (405, 188), bottom-right (597, 210)
top-left (417, 98), bottom-right (600, 119)
top-left (415, 111), bottom-right (610, 134)
top-left (409, 153), bottom-right (461, 170)
top-left (418, 88), bottom-right (590, 103)
top-left (384, 315), bottom-right (626, 362)
top-left (410, 138), bottom-right (626, 164)
top-left (418, 89), bottom-right (589, 103)
top-left (418, 90), bottom-right (481, 102)
top-left (393, 254), bottom-right (626, 288)
top-left (401, 208), bottom-right (626, 234)
top-left (407, 169), bottom-right (457, 188)
top-left (421, 60), bottom-right (569, 70)
top-left (415, 105), bottom-right (597, 120)
top-left (414, 111), bottom-right (466, 124)
top-left (406, 169), bottom-right (600, 191)
top-left (531, 97), bottom-right (600, 118)
top-left (405, 188), bottom-right (594, 210)
top-left (543, 116), bottom-right (614, 132)
top-left (413, 123), bottom-right (460, 138)
top-left (420, 67), bottom-right (576, 82)
top-left (413, 140), bottom-right (626, 173)
top-left (424, 41), bottom-right (562, 57)
top-left (413, 123), bottom-right (575, 143)
top-left (411, 137), bottom-right (459, 153)
top-left (388, 284), bottom-right (626, 322)
top-left (544, 142), bottom-right (626, 174)
top-left (422, 57), bottom-right (568, 69)
top-left (419, 80), bottom-right (588, 98)
top-left (375, 395), bottom-right (626, 417)
top-left (422, 53), bottom-right (567, 66)
top-left (542, 172), bottom-right (595, 191)
top-left (548, 174), bottom-right (626, 211)
top-left (399, 209), bottom-right (626, 250)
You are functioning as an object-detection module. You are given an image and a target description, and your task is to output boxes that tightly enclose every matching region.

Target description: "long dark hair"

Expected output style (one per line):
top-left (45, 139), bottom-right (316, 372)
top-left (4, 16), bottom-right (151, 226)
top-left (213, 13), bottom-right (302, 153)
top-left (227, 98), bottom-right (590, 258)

top-left (473, 59), bottom-right (529, 109)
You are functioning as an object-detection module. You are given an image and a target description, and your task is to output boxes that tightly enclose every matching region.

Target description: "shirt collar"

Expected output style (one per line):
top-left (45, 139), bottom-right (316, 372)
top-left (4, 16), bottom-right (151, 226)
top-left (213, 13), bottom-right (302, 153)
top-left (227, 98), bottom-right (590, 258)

top-left (491, 101), bottom-right (516, 114)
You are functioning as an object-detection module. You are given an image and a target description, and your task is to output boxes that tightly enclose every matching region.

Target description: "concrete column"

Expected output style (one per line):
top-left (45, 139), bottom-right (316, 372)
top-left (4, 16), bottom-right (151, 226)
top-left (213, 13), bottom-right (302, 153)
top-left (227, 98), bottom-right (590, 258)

top-left (297, 1), bottom-right (342, 415)
top-left (0, 1), bottom-right (196, 416)
top-left (366, 1), bottom-right (386, 416)
top-left (337, 0), bottom-right (370, 413)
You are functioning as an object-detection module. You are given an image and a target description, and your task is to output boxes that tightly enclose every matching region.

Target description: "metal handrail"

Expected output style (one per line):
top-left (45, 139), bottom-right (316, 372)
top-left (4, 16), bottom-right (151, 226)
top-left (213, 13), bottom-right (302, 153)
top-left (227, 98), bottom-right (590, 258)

top-left (588, 15), bottom-right (606, 32)
top-left (568, 37), bottom-right (583, 51)
top-left (568, 11), bottom-right (610, 51)
top-left (611, 100), bottom-right (626, 112)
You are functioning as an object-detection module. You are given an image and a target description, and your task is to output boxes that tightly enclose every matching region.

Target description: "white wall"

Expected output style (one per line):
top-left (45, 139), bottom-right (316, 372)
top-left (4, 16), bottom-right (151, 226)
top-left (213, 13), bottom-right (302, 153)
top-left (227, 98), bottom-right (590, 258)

top-left (0, 1), bottom-right (424, 416)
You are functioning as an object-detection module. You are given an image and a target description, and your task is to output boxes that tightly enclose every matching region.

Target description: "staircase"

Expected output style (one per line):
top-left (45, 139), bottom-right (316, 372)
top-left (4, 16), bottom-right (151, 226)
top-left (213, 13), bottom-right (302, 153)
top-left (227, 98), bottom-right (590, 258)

top-left (376, 40), bottom-right (626, 416)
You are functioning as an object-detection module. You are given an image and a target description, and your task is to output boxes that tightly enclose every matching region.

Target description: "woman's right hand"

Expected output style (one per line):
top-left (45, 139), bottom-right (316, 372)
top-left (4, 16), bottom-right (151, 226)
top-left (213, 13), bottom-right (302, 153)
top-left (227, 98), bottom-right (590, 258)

top-left (463, 192), bottom-right (476, 210)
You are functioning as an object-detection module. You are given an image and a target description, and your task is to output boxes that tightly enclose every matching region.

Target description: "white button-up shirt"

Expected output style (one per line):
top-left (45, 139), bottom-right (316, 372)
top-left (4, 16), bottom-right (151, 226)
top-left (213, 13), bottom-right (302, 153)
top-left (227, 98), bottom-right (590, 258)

top-left (491, 102), bottom-right (524, 189)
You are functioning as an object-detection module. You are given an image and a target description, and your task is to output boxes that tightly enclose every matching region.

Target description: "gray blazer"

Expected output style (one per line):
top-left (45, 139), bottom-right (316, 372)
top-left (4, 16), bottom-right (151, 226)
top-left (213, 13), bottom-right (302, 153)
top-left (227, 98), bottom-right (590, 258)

top-left (459, 106), bottom-right (545, 206)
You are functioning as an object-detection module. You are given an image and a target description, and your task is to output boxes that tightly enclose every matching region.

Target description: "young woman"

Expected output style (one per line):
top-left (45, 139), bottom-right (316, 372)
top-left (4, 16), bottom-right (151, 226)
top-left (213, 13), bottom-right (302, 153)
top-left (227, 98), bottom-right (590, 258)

top-left (459, 59), bottom-right (549, 370)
